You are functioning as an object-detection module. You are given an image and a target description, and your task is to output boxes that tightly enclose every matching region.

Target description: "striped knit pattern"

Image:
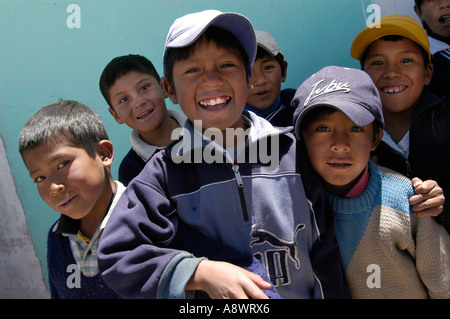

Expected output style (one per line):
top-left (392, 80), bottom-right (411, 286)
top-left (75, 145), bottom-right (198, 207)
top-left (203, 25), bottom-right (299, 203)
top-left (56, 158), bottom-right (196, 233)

top-left (327, 162), bottom-right (450, 299)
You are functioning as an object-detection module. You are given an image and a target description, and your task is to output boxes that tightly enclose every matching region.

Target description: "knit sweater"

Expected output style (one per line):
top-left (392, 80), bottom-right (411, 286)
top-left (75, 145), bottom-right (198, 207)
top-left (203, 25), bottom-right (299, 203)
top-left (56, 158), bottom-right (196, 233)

top-left (327, 162), bottom-right (450, 299)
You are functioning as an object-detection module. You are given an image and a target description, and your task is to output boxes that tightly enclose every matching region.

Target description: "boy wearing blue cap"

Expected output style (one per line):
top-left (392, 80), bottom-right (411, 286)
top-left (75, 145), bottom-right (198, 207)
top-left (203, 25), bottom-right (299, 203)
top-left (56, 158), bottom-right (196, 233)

top-left (98, 10), bottom-right (346, 299)
top-left (293, 65), bottom-right (450, 298)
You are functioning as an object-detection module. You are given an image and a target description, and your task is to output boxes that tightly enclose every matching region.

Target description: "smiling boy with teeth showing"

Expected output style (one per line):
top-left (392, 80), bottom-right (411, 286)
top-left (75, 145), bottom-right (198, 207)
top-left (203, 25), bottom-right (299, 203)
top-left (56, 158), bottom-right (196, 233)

top-left (352, 15), bottom-right (450, 233)
top-left (98, 10), bottom-right (347, 299)
top-left (99, 54), bottom-right (187, 186)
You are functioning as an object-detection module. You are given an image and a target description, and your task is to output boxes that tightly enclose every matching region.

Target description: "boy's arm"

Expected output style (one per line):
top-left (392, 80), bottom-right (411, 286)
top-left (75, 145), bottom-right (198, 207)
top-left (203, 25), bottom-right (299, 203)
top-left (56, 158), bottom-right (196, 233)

top-left (98, 167), bottom-right (200, 299)
top-left (414, 216), bottom-right (450, 298)
top-left (410, 178), bottom-right (445, 218)
top-left (171, 221), bottom-right (281, 298)
top-left (186, 260), bottom-right (271, 299)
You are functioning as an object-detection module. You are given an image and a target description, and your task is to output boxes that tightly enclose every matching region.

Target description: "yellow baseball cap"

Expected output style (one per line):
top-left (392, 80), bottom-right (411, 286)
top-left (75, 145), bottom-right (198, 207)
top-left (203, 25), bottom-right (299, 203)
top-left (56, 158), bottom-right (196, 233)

top-left (351, 14), bottom-right (431, 62)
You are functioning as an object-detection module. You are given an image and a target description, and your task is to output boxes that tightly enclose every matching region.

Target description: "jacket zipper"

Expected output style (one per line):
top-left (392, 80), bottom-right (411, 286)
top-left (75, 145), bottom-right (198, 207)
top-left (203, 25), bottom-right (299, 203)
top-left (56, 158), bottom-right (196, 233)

top-left (231, 162), bottom-right (249, 222)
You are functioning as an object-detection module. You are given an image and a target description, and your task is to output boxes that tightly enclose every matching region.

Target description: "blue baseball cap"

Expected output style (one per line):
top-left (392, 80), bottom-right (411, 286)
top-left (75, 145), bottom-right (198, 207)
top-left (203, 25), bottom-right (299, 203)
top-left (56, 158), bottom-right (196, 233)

top-left (163, 10), bottom-right (256, 77)
top-left (293, 66), bottom-right (384, 139)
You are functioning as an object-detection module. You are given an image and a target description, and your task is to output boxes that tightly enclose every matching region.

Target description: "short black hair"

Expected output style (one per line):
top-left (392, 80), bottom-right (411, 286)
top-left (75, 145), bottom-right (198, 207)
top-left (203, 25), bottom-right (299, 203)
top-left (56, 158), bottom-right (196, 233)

top-left (99, 54), bottom-right (161, 108)
top-left (360, 35), bottom-right (430, 68)
top-left (164, 26), bottom-right (251, 89)
top-left (19, 100), bottom-right (108, 158)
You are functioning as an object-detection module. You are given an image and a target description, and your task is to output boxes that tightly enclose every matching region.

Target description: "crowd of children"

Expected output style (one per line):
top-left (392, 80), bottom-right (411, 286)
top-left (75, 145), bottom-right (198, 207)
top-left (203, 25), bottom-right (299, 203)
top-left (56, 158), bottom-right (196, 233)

top-left (19, 2), bottom-right (449, 300)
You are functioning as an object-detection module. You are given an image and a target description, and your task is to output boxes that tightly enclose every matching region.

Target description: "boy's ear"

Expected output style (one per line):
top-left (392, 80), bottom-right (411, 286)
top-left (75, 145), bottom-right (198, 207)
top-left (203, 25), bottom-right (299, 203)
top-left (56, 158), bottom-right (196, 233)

top-left (108, 107), bottom-right (124, 124)
top-left (281, 61), bottom-right (288, 83)
top-left (98, 140), bottom-right (114, 168)
top-left (161, 77), bottom-right (179, 105)
top-left (159, 77), bottom-right (170, 98)
top-left (424, 62), bottom-right (433, 86)
top-left (371, 125), bottom-right (384, 151)
top-left (414, 5), bottom-right (423, 21)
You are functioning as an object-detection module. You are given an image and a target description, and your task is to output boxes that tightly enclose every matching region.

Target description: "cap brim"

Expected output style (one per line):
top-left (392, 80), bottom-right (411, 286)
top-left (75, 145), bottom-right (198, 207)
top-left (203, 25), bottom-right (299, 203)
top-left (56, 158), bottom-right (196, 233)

top-left (351, 22), bottom-right (430, 61)
top-left (294, 101), bottom-right (376, 139)
top-left (163, 11), bottom-right (256, 77)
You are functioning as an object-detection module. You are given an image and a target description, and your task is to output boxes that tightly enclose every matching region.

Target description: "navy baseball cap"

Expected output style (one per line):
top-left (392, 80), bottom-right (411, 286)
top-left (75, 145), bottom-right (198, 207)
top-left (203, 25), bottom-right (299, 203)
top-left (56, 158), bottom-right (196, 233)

top-left (293, 66), bottom-right (384, 139)
top-left (163, 10), bottom-right (256, 78)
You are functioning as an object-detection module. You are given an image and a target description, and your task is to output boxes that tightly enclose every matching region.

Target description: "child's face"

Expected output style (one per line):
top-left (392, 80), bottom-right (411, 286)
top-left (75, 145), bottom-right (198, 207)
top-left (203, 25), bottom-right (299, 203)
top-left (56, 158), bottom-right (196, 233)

top-left (415, 0), bottom-right (450, 37)
top-left (164, 37), bottom-right (250, 133)
top-left (108, 71), bottom-right (169, 135)
top-left (247, 55), bottom-right (286, 110)
top-left (21, 140), bottom-right (113, 221)
top-left (302, 110), bottom-right (382, 196)
top-left (363, 38), bottom-right (433, 116)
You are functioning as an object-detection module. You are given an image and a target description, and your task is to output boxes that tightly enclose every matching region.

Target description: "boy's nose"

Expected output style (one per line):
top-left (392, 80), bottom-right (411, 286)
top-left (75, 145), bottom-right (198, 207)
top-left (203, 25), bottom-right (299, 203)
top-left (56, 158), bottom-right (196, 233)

top-left (250, 68), bottom-right (266, 87)
top-left (49, 182), bottom-right (65, 196)
top-left (133, 94), bottom-right (145, 108)
top-left (202, 70), bottom-right (224, 88)
top-left (383, 63), bottom-right (401, 79)
top-left (331, 133), bottom-right (350, 152)
top-left (440, 0), bottom-right (450, 9)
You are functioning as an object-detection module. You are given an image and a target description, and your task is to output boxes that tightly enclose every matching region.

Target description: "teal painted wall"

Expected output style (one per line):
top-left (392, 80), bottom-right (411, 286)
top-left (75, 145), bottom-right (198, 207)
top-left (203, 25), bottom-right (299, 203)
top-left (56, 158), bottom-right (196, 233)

top-left (1, 0), bottom-right (416, 293)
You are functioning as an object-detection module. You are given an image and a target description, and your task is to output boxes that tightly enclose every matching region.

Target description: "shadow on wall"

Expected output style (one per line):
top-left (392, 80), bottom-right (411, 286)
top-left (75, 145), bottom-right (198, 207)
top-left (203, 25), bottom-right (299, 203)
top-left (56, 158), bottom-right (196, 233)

top-left (0, 136), bottom-right (49, 298)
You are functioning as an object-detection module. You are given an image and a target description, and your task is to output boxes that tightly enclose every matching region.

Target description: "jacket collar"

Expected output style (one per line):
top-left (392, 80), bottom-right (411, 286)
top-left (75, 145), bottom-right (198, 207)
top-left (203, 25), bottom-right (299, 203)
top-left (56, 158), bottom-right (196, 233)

top-left (165, 110), bottom-right (292, 162)
top-left (130, 109), bottom-right (187, 161)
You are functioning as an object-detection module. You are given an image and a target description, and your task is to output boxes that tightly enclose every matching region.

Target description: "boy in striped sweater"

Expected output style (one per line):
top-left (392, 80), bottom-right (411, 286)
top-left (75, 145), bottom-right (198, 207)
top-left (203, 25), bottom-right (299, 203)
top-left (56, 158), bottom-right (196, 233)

top-left (293, 65), bottom-right (449, 298)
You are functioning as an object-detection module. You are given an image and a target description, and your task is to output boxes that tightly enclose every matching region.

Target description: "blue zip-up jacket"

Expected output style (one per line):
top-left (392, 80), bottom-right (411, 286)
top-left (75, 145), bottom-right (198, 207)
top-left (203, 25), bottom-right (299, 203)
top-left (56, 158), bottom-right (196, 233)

top-left (98, 111), bottom-right (346, 299)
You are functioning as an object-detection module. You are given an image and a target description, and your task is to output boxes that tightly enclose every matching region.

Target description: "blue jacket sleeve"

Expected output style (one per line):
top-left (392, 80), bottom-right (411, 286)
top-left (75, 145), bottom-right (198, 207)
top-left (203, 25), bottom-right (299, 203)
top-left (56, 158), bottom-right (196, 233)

top-left (98, 158), bottom-right (202, 299)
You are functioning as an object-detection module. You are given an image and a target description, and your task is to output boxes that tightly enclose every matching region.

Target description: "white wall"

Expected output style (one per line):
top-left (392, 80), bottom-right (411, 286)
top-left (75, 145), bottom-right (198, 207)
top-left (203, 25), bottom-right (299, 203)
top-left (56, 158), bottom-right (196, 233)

top-left (0, 137), bottom-right (49, 298)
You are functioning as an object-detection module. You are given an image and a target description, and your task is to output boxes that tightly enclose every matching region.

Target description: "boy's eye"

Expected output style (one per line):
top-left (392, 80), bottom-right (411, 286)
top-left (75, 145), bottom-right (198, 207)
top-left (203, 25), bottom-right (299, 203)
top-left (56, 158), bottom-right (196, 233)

top-left (316, 126), bottom-right (330, 132)
top-left (186, 67), bottom-right (200, 74)
top-left (351, 126), bottom-right (363, 132)
top-left (221, 62), bottom-right (235, 68)
top-left (119, 96), bottom-right (129, 104)
top-left (34, 176), bottom-right (45, 183)
top-left (369, 60), bottom-right (383, 66)
top-left (401, 58), bottom-right (413, 64)
top-left (140, 84), bottom-right (150, 92)
top-left (57, 160), bottom-right (69, 170)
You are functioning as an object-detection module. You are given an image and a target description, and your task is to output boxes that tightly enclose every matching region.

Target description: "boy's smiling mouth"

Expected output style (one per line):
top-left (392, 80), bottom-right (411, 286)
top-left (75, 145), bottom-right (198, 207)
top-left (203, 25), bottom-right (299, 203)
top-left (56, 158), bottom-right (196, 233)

top-left (137, 108), bottom-right (154, 119)
top-left (198, 96), bottom-right (231, 110)
top-left (438, 14), bottom-right (450, 25)
top-left (381, 85), bottom-right (407, 94)
top-left (59, 194), bottom-right (77, 209)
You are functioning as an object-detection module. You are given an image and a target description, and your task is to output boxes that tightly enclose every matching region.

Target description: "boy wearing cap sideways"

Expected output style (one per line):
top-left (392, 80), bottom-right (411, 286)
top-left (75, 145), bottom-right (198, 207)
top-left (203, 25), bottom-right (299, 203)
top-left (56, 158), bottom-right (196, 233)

top-left (98, 10), bottom-right (347, 299)
top-left (245, 30), bottom-right (296, 127)
top-left (293, 65), bottom-right (450, 298)
top-left (351, 15), bottom-right (450, 233)
top-left (414, 0), bottom-right (450, 99)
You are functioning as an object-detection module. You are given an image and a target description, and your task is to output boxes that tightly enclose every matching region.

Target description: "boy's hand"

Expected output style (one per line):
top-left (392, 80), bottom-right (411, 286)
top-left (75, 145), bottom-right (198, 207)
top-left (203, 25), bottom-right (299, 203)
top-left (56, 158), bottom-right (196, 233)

top-left (410, 178), bottom-right (444, 218)
top-left (186, 260), bottom-right (272, 299)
